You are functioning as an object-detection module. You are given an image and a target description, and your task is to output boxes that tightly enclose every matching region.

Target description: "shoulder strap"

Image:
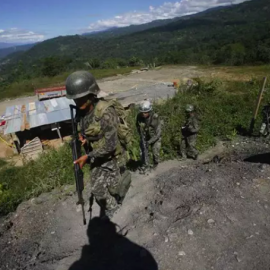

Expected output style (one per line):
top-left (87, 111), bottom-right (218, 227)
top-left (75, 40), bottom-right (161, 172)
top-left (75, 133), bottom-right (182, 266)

top-left (94, 100), bottom-right (113, 121)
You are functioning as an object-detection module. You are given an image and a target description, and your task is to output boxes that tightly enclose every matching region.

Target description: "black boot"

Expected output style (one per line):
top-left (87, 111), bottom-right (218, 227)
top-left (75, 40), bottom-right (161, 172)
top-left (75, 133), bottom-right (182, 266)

top-left (152, 163), bottom-right (159, 170)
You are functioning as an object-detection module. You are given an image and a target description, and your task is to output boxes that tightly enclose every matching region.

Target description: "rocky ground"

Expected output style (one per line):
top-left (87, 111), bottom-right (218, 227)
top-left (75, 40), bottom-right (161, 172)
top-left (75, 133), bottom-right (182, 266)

top-left (1, 136), bottom-right (270, 270)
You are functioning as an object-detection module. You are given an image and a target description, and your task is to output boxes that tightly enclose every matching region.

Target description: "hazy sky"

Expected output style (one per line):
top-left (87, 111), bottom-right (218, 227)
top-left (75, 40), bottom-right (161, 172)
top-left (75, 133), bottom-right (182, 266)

top-left (0, 0), bottom-right (249, 43)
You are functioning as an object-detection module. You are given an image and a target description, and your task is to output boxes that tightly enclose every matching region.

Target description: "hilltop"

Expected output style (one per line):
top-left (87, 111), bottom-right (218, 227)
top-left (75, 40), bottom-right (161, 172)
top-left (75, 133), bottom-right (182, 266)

top-left (82, 17), bottom-right (180, 38)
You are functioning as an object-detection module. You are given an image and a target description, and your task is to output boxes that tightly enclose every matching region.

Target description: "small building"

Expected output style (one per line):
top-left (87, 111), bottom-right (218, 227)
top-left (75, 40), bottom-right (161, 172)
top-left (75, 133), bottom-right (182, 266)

top-left (35, 86), bottom-right (66, 101)
top-left (3, 97), bottom-right (76, 154)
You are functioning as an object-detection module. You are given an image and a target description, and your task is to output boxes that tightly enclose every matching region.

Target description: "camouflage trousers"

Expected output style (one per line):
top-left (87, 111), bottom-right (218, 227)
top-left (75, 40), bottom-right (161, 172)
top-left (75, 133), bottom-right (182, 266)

top-left (140, 138), bottom-right (161, 166)
top-left (91, 158), bottom-right (120, 211)
top-left (181, 134), bottom-right (198, 159)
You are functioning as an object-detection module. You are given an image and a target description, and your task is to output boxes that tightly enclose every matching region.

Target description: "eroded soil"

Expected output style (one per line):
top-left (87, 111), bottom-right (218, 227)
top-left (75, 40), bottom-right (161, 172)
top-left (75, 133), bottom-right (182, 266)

top-left (1, 137), bottom-right (270, 270)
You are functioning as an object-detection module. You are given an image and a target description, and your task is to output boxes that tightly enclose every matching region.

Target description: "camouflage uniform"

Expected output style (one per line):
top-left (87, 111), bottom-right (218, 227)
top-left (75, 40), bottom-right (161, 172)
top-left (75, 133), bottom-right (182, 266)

top-left (181, 114), bottom-right (200, 159)
top-left (80, 105), bottom-right (121, 211)
top-left (136, 111), bottom-right (162, 166)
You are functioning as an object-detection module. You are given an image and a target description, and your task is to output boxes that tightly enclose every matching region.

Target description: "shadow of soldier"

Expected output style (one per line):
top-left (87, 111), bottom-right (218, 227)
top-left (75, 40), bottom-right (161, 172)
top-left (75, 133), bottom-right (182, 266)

top-left (244, 153), bottom-right (270, 164)
top-left (69, 206), bottom-right (158, 270)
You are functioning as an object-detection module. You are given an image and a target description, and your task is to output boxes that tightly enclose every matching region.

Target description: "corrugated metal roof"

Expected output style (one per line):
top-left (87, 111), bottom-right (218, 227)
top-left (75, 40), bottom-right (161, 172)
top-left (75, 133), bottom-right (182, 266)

top-left (4, 97), bottom-right (75, 135)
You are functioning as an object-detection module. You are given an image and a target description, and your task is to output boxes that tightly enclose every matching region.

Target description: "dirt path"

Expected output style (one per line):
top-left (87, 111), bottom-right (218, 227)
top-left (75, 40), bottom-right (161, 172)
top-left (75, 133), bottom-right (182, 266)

top-left (0, 66), bottom-right (206, 116)
top-left (1, 138), bottom-right (270, 270)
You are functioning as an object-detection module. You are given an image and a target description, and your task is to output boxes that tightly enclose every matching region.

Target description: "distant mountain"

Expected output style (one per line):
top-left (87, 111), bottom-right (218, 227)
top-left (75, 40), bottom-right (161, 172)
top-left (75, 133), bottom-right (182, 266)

top-left (82, 18), bottom-right (180, 39)
top-left (0, 0), bottom-right (269, 78)
top-left (0, 43), bottom-right (36, 59)
top-left (81, 27), bottom-right (119, 36)
top-left (0, 42), bottom-right (24, 49)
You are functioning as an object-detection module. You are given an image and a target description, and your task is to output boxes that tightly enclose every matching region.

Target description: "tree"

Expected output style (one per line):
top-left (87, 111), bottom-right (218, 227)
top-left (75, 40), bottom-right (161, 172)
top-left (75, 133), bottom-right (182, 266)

top-left (89, 58), bottom-right (101, 69)
top-left (41, 56), bottom-right (68, 77)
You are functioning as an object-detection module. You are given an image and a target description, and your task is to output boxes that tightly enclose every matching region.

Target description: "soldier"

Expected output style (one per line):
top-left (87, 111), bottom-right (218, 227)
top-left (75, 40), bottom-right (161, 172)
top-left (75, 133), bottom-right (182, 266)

top-left (180, 104), bottom-right (200, 160)
top-left (66, 70), bottom-right (127, 217)
top-left (136, 100), bottom-right (162, 172)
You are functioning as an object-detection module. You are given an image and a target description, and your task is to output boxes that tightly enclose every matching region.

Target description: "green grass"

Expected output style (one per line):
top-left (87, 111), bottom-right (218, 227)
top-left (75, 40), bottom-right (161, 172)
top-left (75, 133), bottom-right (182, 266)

top-left (0, 77), bottom-right (269, 216)
top-left (0, 158), bottom-right (7, 169)
top-left (198, 65), bottom-right (270, 82)
top-left (0, 67), bottom-right (136, 100)
top-left (0, 145), bottom-right (75, 215)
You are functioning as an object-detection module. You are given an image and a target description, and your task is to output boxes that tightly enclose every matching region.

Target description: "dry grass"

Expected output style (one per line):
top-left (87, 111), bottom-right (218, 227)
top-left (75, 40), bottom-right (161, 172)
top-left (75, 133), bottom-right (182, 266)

top-left (198, 65), bottom-right (270, 82)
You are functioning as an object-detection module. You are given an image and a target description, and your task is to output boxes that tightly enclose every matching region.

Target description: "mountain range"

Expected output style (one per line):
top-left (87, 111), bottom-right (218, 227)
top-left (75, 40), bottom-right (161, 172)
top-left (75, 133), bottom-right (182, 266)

top-left (0, 0), bottom-right (269, 79)
top-left (0, 16), bottom-right (181, 60)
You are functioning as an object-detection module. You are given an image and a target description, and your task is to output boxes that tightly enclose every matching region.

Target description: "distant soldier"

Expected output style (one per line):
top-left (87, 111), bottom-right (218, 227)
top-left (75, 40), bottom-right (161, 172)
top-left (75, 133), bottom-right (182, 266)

top-left (180, 104), bottom-right (200, 160)
top-left (136, 100), bottom-right (162, 172)
top-left (66, 71), bottom-right (130, 217)
top-left (259, 102), bottom-right (270, 137)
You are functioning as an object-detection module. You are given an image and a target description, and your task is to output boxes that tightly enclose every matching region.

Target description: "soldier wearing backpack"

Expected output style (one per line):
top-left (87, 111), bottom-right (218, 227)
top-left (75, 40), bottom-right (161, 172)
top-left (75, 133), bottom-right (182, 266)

top-left (66, 71), bottom-right (132, 217)
top-left (136, 100), bottom-right (162, 173)
top-left (180, 104), bottom-right (200, 160)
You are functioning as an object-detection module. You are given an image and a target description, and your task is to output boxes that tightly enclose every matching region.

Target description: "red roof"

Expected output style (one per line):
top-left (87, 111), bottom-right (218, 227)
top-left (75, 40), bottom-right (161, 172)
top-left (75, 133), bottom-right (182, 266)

top-left (35, 86), bottom-right (66, 94)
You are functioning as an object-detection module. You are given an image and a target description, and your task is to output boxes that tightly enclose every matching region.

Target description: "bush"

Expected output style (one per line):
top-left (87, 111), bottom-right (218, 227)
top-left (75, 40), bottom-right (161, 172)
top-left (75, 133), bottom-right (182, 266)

top-left (151, 78), bottom-right (268, 159)
top-left (0, 144), bottom-right (75, 215)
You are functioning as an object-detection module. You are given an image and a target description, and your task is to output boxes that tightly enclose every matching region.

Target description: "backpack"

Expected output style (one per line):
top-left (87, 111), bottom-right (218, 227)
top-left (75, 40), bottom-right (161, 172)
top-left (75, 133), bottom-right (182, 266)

top-left (94, 99), bottom-right (133, 149)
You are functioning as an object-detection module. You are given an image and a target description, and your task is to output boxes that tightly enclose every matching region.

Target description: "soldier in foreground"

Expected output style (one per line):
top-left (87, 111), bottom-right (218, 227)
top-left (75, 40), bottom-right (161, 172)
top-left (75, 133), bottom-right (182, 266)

top-left (66, 70), bottom-right (130, 217)
top-left (180, 104), bottom-right (200, 160)
top-left (136, 100), bottom-right (162, 173)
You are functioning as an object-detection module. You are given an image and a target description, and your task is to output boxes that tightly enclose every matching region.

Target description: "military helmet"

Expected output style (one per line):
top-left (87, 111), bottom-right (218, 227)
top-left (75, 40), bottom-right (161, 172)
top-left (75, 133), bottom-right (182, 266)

top-left (185, 104), bottom-right (194, 112)
top-left (139, 100), bottom-right (152, 113)
top-left (65, 70), bottom-right (100, 99)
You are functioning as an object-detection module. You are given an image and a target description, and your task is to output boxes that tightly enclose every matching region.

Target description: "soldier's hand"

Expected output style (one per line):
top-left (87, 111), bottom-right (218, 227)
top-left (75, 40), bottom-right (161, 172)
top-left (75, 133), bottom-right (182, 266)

top-left (74, 155), bottom-right (89, 169)
top-left (79, 134), bottom-right (87, 146)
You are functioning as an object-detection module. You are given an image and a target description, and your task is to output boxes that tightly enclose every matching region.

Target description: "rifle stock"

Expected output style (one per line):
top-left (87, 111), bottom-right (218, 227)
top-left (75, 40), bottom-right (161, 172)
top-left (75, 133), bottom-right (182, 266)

top-left (70, 105), bottom-right (86, 225)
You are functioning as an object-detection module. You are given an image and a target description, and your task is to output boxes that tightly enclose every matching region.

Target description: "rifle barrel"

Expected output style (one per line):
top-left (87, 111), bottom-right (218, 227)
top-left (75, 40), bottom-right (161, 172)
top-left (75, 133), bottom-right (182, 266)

top-left (70, 104), bottom-right (87, 225)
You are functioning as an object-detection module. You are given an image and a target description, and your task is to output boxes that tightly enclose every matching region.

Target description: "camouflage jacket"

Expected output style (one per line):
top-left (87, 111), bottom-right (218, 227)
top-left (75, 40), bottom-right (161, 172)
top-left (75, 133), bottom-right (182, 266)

top-left (136, 112), bottom-right (162, 144)
top-left (182, 114), bottom-right (200, 136)
top-left (79, 104), bottom-right (119, 160)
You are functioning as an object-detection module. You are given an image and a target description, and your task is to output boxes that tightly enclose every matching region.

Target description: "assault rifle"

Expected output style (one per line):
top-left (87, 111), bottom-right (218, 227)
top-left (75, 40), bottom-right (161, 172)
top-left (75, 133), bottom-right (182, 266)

top-left (70, 105), bottom-right (86, 225)
top-left (139, 126), bottom-right (149, 167)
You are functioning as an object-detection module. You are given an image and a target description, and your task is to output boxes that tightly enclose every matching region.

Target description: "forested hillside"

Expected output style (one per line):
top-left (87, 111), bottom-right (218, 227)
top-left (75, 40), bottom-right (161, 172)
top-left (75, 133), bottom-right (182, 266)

top-left (0, 0), bottom-right (269, 84)
top-left (82, 17), bottom-right (180, 38)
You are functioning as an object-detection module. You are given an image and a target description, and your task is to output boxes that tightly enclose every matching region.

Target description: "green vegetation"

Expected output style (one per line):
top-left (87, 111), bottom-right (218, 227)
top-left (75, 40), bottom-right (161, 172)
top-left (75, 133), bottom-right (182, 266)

top-left (1, 78), bottom-right (269, 216)
top-left (0, 145), bottom-right (74, 215)
top-left (0, 0), bottom-right (269, 85)
top-left (0, 0), bottom-right (269, 216)
top-left (0, 158), bottom-right (7, 168)
top-left (155, 78), bottom-right (268, 159)
top-left (0, 67), bottom-right (135, 99)
top-left (0, 0), bottom-right (268, 101)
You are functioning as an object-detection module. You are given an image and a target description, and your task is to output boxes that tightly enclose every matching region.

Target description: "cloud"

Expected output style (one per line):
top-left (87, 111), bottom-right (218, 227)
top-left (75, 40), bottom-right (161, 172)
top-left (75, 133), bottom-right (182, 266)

top-left (86, 0), bottom-right (249, 32)
top-left (0, 28), bottom-right (45, 43)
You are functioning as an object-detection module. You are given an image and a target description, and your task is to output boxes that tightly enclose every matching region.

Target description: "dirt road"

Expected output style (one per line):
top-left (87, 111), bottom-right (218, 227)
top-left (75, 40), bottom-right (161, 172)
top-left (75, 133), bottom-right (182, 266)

top-left (0, 66), bottom-right (206, 116)
top-left (1, 137), bottom-right (270, 270)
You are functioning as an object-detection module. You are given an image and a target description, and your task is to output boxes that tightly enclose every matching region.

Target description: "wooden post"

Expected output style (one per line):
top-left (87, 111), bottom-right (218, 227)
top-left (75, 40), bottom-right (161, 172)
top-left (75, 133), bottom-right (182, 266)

top-left (56, 123), bottom-right (63, 142)
top-left (249, 77), bottom-right (268, 135)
